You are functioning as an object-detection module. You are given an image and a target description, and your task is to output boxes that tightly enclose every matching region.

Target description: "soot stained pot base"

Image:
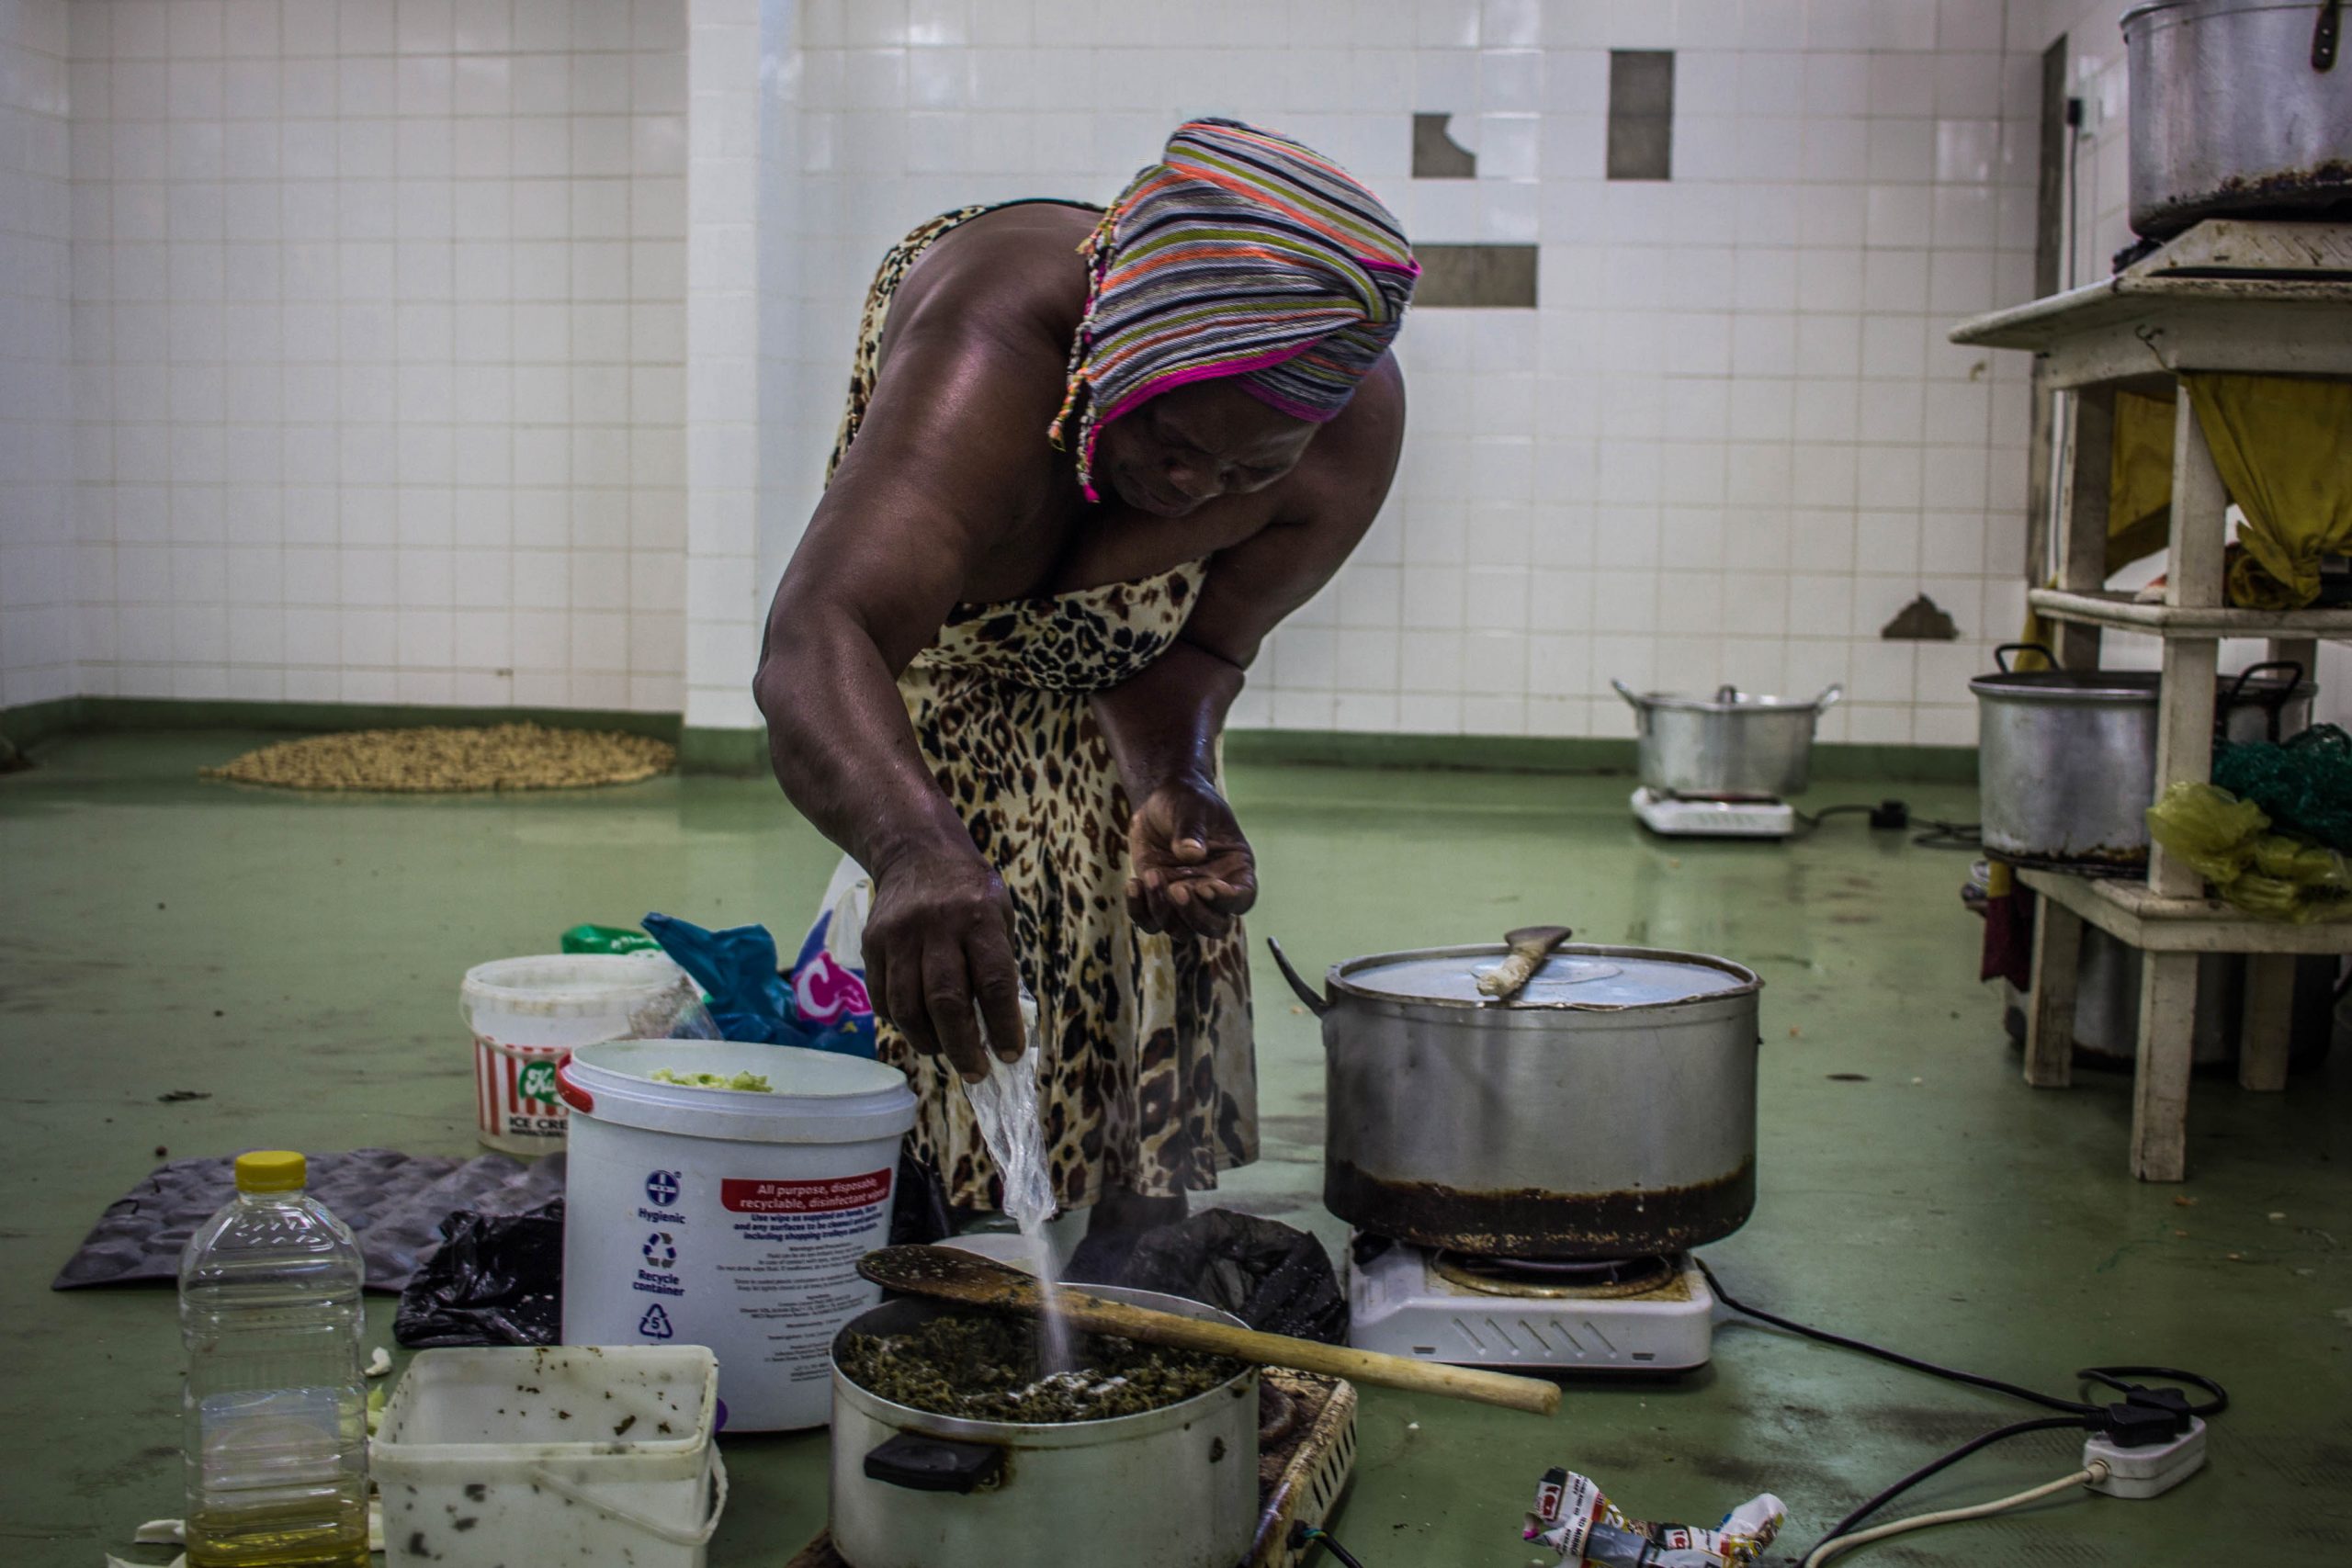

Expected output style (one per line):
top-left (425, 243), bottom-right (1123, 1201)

top-left (1328, 1157), bottom-right (1758, 1260)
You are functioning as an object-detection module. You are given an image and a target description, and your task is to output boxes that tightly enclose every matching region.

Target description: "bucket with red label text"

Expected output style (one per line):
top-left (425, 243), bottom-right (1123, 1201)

top-left (459, 954), bottom-right (708, 1156)
top-left (557, 1039), bottom-right (917, 1431)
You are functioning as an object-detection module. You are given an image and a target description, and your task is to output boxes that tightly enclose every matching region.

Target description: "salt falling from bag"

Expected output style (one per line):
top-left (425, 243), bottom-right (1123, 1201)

top-left (962, 989), bottom-right (1070, 1369)
top-left (964, 989), bottom-right (1052, 1232)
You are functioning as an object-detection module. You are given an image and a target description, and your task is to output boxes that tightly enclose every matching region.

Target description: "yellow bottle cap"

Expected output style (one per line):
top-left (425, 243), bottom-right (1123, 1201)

top-left (234, 1150), bottom-right (307, 1193)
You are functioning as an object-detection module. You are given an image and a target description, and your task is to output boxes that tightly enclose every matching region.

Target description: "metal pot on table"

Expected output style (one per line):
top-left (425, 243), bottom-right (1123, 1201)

top-left (2124, 0), bottom-right (2352, 239)
top-left (1271, 933), bottom-right (1763, 1260)
top-left (828, 1288), bottom-right (1258, 1568)
top-left (1614, 681), bottom-right (1842, 798)
top-left (1969, 645), bottom-right (2314, 872)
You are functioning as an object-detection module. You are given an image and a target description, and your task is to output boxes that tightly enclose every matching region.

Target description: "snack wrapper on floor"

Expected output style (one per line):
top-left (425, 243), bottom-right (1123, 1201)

top-left (1524, 1468), bottom-right (1786, 1568)
top-left (962, 989), bottom-right (1054, 1229)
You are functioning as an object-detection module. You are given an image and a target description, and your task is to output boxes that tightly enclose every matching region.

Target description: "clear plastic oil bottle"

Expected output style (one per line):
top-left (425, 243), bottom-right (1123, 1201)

top-left (179, 1151), bottom-right (370, 1568)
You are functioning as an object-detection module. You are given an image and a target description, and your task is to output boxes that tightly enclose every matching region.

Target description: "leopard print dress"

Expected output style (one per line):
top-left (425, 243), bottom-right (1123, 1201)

top-left (828, 202), bottom-right (1258, 1213)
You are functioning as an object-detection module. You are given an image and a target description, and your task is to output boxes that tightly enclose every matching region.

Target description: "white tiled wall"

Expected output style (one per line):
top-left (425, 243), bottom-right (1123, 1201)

top-left (679, 0), bottom-right (765, 732)
top-left (20, 0), bottom-right (2090, 750)
top-left (63, 0), bottom-right (688, 709)
top-left (0, 0), bottom-right (73, 707)
top-left (747, 0), bottom-right (2050, 748)
top-left (2034, 0), bottom-right (2133, 288)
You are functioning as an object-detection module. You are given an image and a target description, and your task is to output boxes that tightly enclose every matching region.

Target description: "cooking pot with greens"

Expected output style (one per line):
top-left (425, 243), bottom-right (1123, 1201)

top-left (828, 1288), bottom-right (1256, 1568)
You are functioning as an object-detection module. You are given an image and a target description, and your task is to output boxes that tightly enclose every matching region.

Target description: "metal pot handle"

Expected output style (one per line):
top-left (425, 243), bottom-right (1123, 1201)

top-left (1813, 683), bottom-right (1845, 713)
top-left (1993, 642), bottom-right (2054, 673)
top-left (2220, 660), bottom-right (2306, 743)
top-left (1266, 938), bottom-right (1331, 1017)
top-left (2315, 0), bottom-right (2340, 71)
top-left (1611, 678), bottom-right (1645, 708)
top-left (862, 1432), bottom-right (1004, 1494)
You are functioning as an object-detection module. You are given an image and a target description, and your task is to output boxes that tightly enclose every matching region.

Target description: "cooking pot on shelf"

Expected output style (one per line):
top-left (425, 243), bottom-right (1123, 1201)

top-left (1614, 680), bottom-right (1842, 799)
top-left (828, 1288), bottom-right (1257, 1568)
top-left (1271, 934), bottom-right (1762, 1260)
top-left (2123, 0), bottom-right (2352, 239)
top-left (1969, 645), bottom-right (2315, 873)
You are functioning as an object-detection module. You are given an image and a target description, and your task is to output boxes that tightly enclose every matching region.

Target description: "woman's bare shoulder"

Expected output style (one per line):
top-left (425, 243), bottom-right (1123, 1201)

top-left (883, 203), bottom-right (1098, 359)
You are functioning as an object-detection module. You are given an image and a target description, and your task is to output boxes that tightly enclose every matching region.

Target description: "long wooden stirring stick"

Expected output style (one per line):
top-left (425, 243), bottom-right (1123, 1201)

top-left (857, 1245), bottom-right (1562, 1418)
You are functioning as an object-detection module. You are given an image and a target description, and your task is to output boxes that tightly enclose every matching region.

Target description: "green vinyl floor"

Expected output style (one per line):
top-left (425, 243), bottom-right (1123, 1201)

top-left (2, 729), bottom-right (2346, 1567)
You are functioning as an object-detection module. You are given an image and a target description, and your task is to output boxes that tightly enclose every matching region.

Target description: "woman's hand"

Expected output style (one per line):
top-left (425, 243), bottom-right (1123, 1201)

top-left (1126, 776), bottom-right (1258, 938)
top-left (862, 843), bottom-right (1028, 1083)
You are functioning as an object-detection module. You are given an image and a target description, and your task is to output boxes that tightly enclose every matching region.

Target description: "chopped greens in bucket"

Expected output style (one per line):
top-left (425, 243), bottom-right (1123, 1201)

top-left (648, 1068), bottom-right (775, 1093)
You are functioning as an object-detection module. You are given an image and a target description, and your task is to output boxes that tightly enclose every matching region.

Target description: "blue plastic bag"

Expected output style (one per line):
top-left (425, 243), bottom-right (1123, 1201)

top-left (641, 869), bottom-right (876, 1058)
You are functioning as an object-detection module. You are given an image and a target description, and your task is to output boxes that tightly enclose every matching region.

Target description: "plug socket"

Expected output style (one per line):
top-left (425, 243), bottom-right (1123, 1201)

top-left (2086, 1416), bottom-right (2206, 1499)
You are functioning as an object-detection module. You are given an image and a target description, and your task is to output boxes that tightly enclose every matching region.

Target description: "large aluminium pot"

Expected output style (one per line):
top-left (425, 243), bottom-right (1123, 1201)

top-left (1272, 938), bottom-right (1763, 1260)
top-left (2123, 0), bottom-right (2352, 238)
top-left (1614, 680), bottom-right (1842, 798)
top-left (828, 1288), bottom-right (1257, 1568)
top-left (1969, 648), bottom-right (2315, 871)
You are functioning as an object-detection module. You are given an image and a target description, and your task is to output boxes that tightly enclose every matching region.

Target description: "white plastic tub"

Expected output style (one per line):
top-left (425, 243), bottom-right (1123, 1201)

top-left (557, 1040), bottom-right (917, 1431)
top-left (371, 1345), bottom-right (724, 1568)
top-left (460, 954), bottom-right (703, 1156)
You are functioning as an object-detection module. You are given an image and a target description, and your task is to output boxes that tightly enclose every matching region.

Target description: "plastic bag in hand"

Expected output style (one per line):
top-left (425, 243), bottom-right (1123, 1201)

top-left (962, 991), bottom-right (1053, 1229)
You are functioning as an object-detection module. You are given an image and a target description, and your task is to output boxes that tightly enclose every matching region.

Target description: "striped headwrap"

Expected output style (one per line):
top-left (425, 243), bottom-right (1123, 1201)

top-left (1048, 118), bottom-right (1418, 501)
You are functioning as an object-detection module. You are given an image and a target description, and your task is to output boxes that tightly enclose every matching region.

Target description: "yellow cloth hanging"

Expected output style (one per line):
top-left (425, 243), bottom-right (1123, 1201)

top-left (2184, 373), bottom-right (2352, 611)
top-left (2106, 387), bottom-right (2178, 570)
top-left (2015, 388), bottom-right (2178, 668)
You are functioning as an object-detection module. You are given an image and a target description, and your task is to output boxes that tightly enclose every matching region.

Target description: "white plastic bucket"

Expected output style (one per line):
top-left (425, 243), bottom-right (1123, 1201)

top-left (557, 1040), bottom-right (917, 1432)
top-left (459, 954), bottom-right (701, 1156)
top-left (371, 1344), bottom-right (724, 1568)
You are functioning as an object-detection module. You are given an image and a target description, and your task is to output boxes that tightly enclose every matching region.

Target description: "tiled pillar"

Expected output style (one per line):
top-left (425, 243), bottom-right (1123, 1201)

top-left (682, 0), bottom-right (767, 750)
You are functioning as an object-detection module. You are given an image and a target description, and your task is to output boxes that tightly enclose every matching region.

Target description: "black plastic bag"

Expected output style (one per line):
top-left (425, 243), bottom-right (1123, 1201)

top-left (889, 1150), bottom-right (954, 1247)
top-left (1069, 1210), bottom-right (1348, 1344)
top-left (393, 1201), bottom-right (564, 1348)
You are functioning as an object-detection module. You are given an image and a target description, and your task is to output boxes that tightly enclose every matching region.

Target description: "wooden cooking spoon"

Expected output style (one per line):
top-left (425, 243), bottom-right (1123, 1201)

top-left (858, 1245), bottom-right (1560, 1417)
top-left (1476, 924), bottom-right (1575, 1004)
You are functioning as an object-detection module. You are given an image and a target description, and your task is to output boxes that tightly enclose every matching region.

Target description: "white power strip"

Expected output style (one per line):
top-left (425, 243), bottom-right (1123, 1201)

top-left (2086, 1417), bottom-right (2207, 1499)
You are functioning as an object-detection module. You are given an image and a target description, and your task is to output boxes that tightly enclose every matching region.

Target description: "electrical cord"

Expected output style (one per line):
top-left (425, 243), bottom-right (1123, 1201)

top-left (1692, 1258), bottom-right (2098, 1415)
top-left (1909, 819), bottom-right (1981, 851)
top-left (1788, 798), bottom-right (1980, 851)
top-left (1802, 1461), bottom-right (2109, 1568)
top-left (1695, 1258), bottom-right (2229, 1564)
top-left (1792, 803), bottom-right (1880, 829)
top-left (1288, 1520), bottom-right (1367, 1568)
top-left (1804, 1414), bottom-right (2090, 1555)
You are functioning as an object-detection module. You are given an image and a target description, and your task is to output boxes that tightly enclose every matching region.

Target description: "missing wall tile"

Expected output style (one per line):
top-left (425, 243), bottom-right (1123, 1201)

top-left (1411, 113), bottom-right (1476, 179)
top-left (1881, 594), bottom-right (1960, 641)
top-left (1607, 51), bottom-right (1674, 181)
top-left (1412, 244), bottom-right (1538, 309)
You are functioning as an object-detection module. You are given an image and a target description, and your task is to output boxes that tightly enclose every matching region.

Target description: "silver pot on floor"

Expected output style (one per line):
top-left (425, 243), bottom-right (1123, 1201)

top-left (1614, 680), bottom-right (1842, 798)
top-left (828, 1289), bottom-right (1258, 1568)
top-left (1969, 647), bottom-right (2314, 872)
top-left (2124, 0), bottom-right (2352, 238)
top-left (1272, 937), bottom-right (1763, 1259)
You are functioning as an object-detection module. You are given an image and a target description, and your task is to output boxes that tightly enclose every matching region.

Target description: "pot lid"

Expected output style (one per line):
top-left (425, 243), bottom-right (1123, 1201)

top-left (1333, 944), bottom-right (1758, 1010)
top-left (1969, 669), bottom-right (2162, 700)
top-left (1620, 685), bottom-right (1826, 714)
top-left (1969, 669), bottom-right (2314, 702)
